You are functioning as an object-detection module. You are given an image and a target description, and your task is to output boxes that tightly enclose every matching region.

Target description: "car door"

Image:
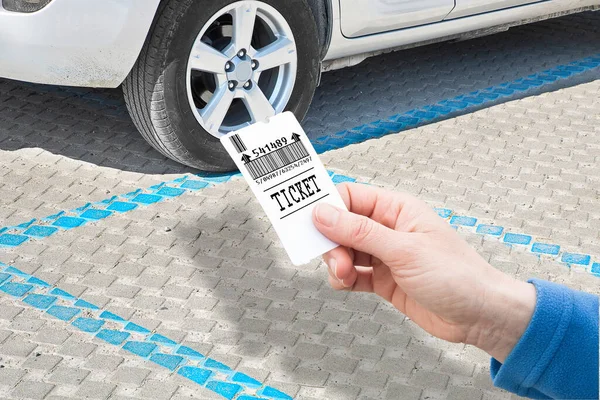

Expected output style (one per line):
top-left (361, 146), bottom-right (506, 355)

top-left (445, 0), bottom-right (543, 19)
top-left (339, 0), bottom-right (456, 38)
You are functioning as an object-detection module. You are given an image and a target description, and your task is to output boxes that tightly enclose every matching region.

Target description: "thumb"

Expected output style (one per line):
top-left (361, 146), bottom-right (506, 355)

top-left (313, 203), bottom-right (405, 261)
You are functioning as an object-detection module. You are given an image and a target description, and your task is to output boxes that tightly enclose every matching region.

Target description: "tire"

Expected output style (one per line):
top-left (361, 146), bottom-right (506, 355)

top-left (123, 0), bottom-right (321, 171)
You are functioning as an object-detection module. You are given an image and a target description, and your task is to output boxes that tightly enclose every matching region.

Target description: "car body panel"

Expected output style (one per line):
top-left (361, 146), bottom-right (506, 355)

top-left (325, 0), bottom-right (600, 61)
top-left (0, 0), bottom-right (161, 87)
top-left (447, 0), bottom-right (542, 19)
top-left (340, 0), bottom-right (455, 38)
top-left (0, 0), bottom-right (599, 88)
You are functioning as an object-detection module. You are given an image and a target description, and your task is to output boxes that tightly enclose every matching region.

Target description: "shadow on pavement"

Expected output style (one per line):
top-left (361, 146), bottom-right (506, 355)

top-left (0, 13), bottom-right (598, 174)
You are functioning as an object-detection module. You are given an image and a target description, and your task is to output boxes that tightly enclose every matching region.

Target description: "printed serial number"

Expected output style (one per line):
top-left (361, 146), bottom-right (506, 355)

top-left (252, 137), bottom-right (288, 158)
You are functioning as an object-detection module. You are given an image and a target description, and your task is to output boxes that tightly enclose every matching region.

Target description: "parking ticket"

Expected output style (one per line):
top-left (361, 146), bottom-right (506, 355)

top-left (220, 112), bottom-right (347, 266)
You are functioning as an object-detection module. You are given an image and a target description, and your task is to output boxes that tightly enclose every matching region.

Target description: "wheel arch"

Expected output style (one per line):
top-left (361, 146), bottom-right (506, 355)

top-left (147, 0), bottom-right (333, 60)
top-left (304, 0), bottom-right (334, 60)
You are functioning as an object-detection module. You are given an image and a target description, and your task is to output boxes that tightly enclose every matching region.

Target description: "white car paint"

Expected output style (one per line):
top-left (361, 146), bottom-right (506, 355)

top-left (447, 0), bottom-right (541, 19)
top-left (340, 0), bottom-right (455, 38)
top-left (326, 0), bottom-right (600, 61)
top-left (0, 0), bottom-right (161, 87)
top-left (0, 0), bottom-right (598, 88)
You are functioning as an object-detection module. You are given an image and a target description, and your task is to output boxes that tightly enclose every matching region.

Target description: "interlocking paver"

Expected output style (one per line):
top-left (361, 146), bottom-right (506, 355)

top-left (11, 381), bottom-right (55, 399)
top-left (1, 12), bottom-right (600, 400)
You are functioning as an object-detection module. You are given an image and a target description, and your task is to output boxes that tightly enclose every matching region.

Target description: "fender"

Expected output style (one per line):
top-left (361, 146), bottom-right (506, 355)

top-left (304, 0), bottom-right (334, 60)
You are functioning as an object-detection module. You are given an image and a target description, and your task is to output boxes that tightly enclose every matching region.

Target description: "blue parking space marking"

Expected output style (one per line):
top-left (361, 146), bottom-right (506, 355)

top-left (123, 341), bottom-right (157, 357)
top-left (2, 54), bottom-right (598, 252)
top-left (503, 233), bottom-right (532, 245)
top-left (0, 282), bottom-right (33, 297)
top-left (0, 262), bottom-right (293, 400)
top-left (52, 216), bottom-right (87, 229)
top-left (0, 173), bottom-right (235, 249)
top-left (96, 329), bottom-right (131, 345)
top-left (23, 225), bottom-right (58, 238)
top-left (150, 353), bottom-right (184, 370)
top-left (532, 243), bottom-right (561, 256)
top-left (476, 225), bottom-right (504, 236)
top-left (80, 209), bottom-right (113, 220)
top-left (47, 305), bottom-right (81, 321)
top-left (310, 55), bottom-right (600, 154)
top-left (107, 201), bottom-right (138, 212)
top-left (434, 208), bottom-right (453, 219)
top-left (450, 216), bottom-right (477, 227)
top-left (1, 52), bottom-right (600, 398)
top-left (23, 293), bottom-right (57, 309)
top-left (331, 175), bottom-right (356, 184)
top-left (561, 253), bottom-right (591, 266)
top-left (1, 169), bottom-right (599, 277)
top-left (72, 317), bottom-right (105, 333)
top-left (179, 366), bottom-right (214, 385)
top-left (0, 233), bottom-right (29, 247)
top-left (99, 310), bottom-right (126, 322)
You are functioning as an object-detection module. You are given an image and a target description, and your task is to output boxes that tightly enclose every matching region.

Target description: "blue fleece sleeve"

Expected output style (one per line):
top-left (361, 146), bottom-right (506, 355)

top-left (490, 279), bottom-right (599, 399)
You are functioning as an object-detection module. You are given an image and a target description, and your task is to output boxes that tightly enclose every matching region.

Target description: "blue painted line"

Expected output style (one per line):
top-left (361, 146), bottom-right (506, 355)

top-left (51, 288), bottom-right (75, 298)
top-left (96, 329), bottom-right (131, 345)
top-left (177, 345), bottom-right (205, 359)
top-left (503, 233), bottom-right (532, 245)
top-left (53, 216), bottom-right (86, 229)
top-left (0, 173), bottom-right (234, 248)
top-left (0, 273), bottom-right (11, 285)
top-left (150, 353), bottom-right (184, 371)
top-left (179, 366), bottom-right (213, 385)
top-left (2, 54), bottom-right (599, 250)
top-left (100, 310), bottom-right (126, 322)
top-left (80, 209), bottom-right (113, 221)
top-left (23, 293), bottom-right (57, 309)
top-left (150, 333), bottom-right (178, 346)
top-left (0, 53), bottom-right (599, 397)
top-left (0, 282), bottom-right (33, 297)
top-left (476, 225), bottom-right (504, 236)
top-left (123, 341), bottom-right (157, 357)
top-left (23, 225), bottom-right (58, 238)
top-left (0, 234), bottom-right (28, 247)
top-left (531, 243), bottom-right (561, 256)
top-left (28, 277), bottom-right (50, 287)
top-left (450, 216), bottom-right (477, 227)
top-left (331, 175), bottom-right (356, 184)
top-left (0, 262), bottom-right (293, 399)
top-left (72, 317), bottom-right (105, 333)
top-left (434, 208), bottom-right (453, 219)
top-left (124, 322), bottom-right (151, 334)
top-left (561, 253), bottom-right (591, 266)
top-left (311, 55), bottom-right (600, 153)
top-left (47, 305), bottom-right (80, 321)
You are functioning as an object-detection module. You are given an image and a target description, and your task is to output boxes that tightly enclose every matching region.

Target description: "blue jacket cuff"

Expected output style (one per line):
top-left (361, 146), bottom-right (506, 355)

top-left (490, 279), bottom-right (573, 398)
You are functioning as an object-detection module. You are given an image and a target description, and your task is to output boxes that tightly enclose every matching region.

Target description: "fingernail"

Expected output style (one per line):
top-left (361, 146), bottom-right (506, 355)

top-left (315, 204), bottom-right (340, 227)
top-left (327, 258), bottom-right (338, 279)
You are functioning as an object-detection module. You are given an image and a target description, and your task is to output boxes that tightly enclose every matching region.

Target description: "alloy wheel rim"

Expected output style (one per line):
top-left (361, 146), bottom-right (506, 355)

top-left (186, 1), bottom-right (298, 138)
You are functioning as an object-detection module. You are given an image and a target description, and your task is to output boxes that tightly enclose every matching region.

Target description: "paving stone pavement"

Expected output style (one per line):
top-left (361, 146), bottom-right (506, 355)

top-left (1, 11), bottom-right (600, 400)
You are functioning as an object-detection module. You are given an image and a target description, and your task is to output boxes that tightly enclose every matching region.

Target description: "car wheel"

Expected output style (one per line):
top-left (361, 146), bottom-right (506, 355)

top-left (123, 0), bottom-right (321, 171)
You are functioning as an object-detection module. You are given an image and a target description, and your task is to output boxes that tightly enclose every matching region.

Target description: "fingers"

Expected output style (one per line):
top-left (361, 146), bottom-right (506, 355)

top-left (324, 257), bottom-right (376, 293)
top-left (323, 246), bottom-right (357, 289)
top-left (313, 203), bottom-right (408, 262)
top-left (336, 183), bottom-right (445, 232)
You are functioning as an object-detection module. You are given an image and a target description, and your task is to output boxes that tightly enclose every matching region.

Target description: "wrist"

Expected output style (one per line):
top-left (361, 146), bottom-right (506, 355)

top-left (467, 271), bottom-right (537, 362)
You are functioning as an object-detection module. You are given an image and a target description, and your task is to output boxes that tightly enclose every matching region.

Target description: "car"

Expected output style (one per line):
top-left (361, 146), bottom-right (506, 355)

top-left (1, 0), bottom-right (599, 171)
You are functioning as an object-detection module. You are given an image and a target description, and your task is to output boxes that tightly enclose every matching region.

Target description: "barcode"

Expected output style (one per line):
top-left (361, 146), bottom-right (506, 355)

top-left (245, 141), bottom-right (309, 180)
top-left (230, 134), bottom-right (247, 153)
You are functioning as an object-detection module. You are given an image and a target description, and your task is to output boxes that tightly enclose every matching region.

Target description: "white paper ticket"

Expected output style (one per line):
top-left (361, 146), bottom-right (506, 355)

top-left (220, 112), bottom-right (347, 265)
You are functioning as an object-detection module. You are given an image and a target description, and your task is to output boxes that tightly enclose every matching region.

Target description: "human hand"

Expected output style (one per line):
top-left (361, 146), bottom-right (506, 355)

top-left (312, 183), bottom-right (536, 362)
